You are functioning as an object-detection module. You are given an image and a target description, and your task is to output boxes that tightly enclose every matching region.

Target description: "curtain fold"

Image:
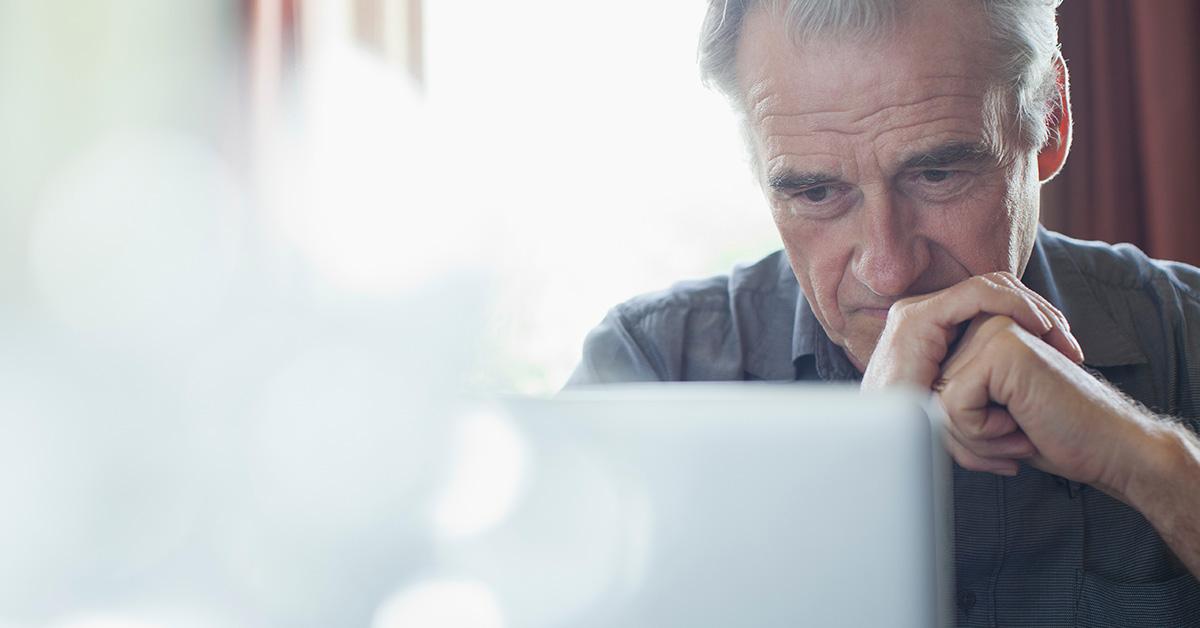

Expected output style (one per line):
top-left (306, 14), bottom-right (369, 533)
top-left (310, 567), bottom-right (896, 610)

top-left (1041, 0), bottom-right (1200, 266)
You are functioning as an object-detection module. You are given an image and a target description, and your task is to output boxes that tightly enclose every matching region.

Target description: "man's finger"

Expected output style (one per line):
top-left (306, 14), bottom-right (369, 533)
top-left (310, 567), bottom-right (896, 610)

top-left (1039, 322), bottom-right (1085, 364)
top-left (905, 275), bottom-right (1052, 341)
top-left (941, 431), bottom-right (1020, 476)
top-left (972, 404), bottom-right (1023, 440)
top-left (988, 272), bottom-right (1084, 363)
top-left (957, 427), bottom-right (1037, 460)
top-left (938, 396), bottom-right (1034, 456)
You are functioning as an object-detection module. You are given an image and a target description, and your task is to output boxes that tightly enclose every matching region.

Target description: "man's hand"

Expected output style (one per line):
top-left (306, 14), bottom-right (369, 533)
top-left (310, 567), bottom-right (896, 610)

top-left (863, 274), bottom-right (1200, 580)
top-left (934, 314), bottom-right (1200, 580)
top-left (861, 272), bottom-right (1084, 393)
top-left (934, 314), bottom-right (1141, 484)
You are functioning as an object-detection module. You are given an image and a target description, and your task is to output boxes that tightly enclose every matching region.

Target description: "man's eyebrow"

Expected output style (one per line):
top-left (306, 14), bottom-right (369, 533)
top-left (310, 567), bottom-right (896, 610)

top-left (767, 171), bottom-right (840, 191)
top-left (900, 142), bottom-right (994, 170)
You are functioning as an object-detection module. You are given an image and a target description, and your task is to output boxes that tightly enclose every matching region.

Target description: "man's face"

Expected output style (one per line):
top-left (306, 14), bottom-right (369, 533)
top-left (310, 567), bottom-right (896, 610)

top-left (736, 0), bottom-right (1042, 371)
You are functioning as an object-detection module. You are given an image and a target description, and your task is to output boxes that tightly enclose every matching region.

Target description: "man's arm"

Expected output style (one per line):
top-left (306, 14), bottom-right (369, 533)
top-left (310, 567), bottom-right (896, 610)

top-left (858, 269), bottom-right (1200, 578)
top-left (566, 307), bottom-right (667, 386)
top-left (935, 314), bottom-right (1200, 579)
top-left (1105, 413), bottom-right (1200, 578)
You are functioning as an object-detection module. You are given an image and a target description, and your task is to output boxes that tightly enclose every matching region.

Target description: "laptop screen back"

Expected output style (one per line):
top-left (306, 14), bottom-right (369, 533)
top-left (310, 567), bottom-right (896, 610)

top-left (435, 384), bottom-right (954, 628)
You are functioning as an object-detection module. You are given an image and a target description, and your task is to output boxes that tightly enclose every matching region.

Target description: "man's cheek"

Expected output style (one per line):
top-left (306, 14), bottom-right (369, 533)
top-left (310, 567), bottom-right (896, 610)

top-left (838, 321), bottom-right (884, 371)
top-left (781, 225), bottom-right (855, 325)
top-left (789, 259), bottom-right (843, 337)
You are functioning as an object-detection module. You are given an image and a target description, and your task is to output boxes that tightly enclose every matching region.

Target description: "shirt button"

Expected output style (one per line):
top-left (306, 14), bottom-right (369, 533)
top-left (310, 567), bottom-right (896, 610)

top-left (957, 590), bottom-right (977, 612)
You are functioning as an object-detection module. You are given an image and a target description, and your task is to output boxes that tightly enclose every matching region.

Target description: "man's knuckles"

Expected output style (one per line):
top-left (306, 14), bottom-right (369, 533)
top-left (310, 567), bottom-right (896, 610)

top-left (983, 270), bottom-right (1022, 289)
top-left (942, 314), bottom-right (1016, 371)
top-left (966, 315), bottom-right (1034, 356)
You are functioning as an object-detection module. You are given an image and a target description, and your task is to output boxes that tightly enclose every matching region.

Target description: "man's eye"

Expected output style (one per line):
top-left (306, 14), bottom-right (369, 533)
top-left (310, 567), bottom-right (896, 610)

top-left (801, 186), bottom-right (830, 202)
top-left (779, 183), bottom-right (854, 219)
top-left (901, 168), bottom-right (972, 203)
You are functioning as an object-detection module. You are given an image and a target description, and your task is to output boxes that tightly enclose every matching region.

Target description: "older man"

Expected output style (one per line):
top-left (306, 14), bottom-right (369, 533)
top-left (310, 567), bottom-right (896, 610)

top-left (569, 0), bottom-right (1200, 625)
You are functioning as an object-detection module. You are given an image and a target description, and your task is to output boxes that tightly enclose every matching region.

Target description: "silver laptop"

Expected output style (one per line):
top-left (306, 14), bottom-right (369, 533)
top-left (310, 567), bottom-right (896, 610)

top-left (435, 383), bottom-right (954, 628)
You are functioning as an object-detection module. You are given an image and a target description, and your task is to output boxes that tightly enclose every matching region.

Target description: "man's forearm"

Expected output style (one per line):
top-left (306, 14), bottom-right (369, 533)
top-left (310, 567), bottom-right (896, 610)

top-left (1120, 418), bottom-right (1200, 579)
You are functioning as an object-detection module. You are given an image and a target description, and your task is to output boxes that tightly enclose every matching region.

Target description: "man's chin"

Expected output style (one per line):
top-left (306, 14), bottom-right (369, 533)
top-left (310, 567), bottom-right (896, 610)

top-left (839, 319), bottom-right (887, 373)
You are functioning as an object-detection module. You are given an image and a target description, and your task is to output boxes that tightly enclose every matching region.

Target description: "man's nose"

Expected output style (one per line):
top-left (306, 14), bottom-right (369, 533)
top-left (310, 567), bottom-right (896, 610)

top-left (850, 193), bottom-right (930, 298)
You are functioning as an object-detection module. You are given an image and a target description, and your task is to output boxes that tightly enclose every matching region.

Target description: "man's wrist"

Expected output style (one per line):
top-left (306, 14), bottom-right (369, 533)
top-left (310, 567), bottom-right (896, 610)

top-left (1111, 414), bottom-right (1200, 522)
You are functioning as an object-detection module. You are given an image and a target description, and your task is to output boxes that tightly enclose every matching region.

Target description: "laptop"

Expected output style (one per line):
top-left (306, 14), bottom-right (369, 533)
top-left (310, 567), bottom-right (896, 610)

top-left (433, 383), bottom-right (954, 628)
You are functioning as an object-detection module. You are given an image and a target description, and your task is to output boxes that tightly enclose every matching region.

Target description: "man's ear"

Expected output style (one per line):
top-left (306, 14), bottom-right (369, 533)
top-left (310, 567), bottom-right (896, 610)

top-left (1037, 54), bottom-right (1072, 182)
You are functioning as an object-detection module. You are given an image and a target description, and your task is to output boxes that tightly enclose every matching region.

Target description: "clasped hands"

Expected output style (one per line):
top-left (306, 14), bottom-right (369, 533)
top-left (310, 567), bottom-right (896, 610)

top-left (861, 272), bottom-right (1150, 501)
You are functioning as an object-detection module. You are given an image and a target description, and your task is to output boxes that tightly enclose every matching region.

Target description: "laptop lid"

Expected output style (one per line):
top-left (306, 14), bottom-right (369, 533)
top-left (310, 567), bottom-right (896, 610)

top-left (432, 383), bottom-right (954, 628)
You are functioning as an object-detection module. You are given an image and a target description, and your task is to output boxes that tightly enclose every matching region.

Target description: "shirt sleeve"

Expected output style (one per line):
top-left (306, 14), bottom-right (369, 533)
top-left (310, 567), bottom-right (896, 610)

top-left (565, 307), bottom-right (666, 386)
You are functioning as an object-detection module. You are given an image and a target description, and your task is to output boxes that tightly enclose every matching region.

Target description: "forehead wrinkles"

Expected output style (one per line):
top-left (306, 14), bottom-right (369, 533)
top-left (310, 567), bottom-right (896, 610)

top-left (749, 74), bottom-right (989, 135)
top-left (751, 89), bottom-right (989, 175)
top-left (763, 148), bottom-right (854, 182)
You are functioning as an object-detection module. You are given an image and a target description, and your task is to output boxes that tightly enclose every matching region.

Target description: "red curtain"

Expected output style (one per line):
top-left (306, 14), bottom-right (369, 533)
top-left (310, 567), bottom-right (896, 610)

top-left (1041, 0), bottom-right (1200, 266)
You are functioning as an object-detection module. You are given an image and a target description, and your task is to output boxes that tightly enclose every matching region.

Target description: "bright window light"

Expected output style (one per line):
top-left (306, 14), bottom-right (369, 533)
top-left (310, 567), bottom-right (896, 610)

top-left (420, 1), bottom-right (780, 392)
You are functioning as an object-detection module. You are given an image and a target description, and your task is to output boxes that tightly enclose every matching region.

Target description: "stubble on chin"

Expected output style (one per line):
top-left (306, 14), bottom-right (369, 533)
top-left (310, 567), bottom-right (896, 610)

top-left (838, 317), bottom-right (886, 373)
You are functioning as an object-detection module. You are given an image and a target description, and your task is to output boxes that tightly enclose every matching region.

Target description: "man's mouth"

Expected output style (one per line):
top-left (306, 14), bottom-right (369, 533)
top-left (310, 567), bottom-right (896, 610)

top-left (857, 307), bottom-right (891, 320)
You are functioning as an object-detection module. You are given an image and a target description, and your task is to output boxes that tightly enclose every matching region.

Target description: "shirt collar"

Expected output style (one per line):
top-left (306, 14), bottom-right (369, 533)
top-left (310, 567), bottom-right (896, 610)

top-left (736, 251), bottom-right (808, 381)
top-left (720, 250), bottom-right (863, 382)
top-left (792, 289), bottom-right (861, 381)
top-left (774, 252), bottom-right (859, 382)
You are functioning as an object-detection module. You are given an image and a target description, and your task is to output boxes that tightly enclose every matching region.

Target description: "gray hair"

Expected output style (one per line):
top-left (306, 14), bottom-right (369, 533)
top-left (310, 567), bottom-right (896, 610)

top-left (698, 0), bottom-right (1065, 163)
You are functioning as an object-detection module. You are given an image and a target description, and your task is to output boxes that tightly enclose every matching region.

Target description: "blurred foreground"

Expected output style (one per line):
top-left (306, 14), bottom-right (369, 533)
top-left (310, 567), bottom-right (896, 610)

top-left (0, 1), bottom-right (776, 625)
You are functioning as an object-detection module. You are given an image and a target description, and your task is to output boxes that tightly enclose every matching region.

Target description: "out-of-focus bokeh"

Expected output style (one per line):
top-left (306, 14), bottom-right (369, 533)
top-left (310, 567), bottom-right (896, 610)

top-left (0, 0), bottom-right (772, 626)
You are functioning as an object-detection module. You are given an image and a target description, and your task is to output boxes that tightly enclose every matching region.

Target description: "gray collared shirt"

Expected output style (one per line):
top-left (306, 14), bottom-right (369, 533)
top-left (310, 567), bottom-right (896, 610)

top-left (569, 227), bottom-right (1200, 626)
